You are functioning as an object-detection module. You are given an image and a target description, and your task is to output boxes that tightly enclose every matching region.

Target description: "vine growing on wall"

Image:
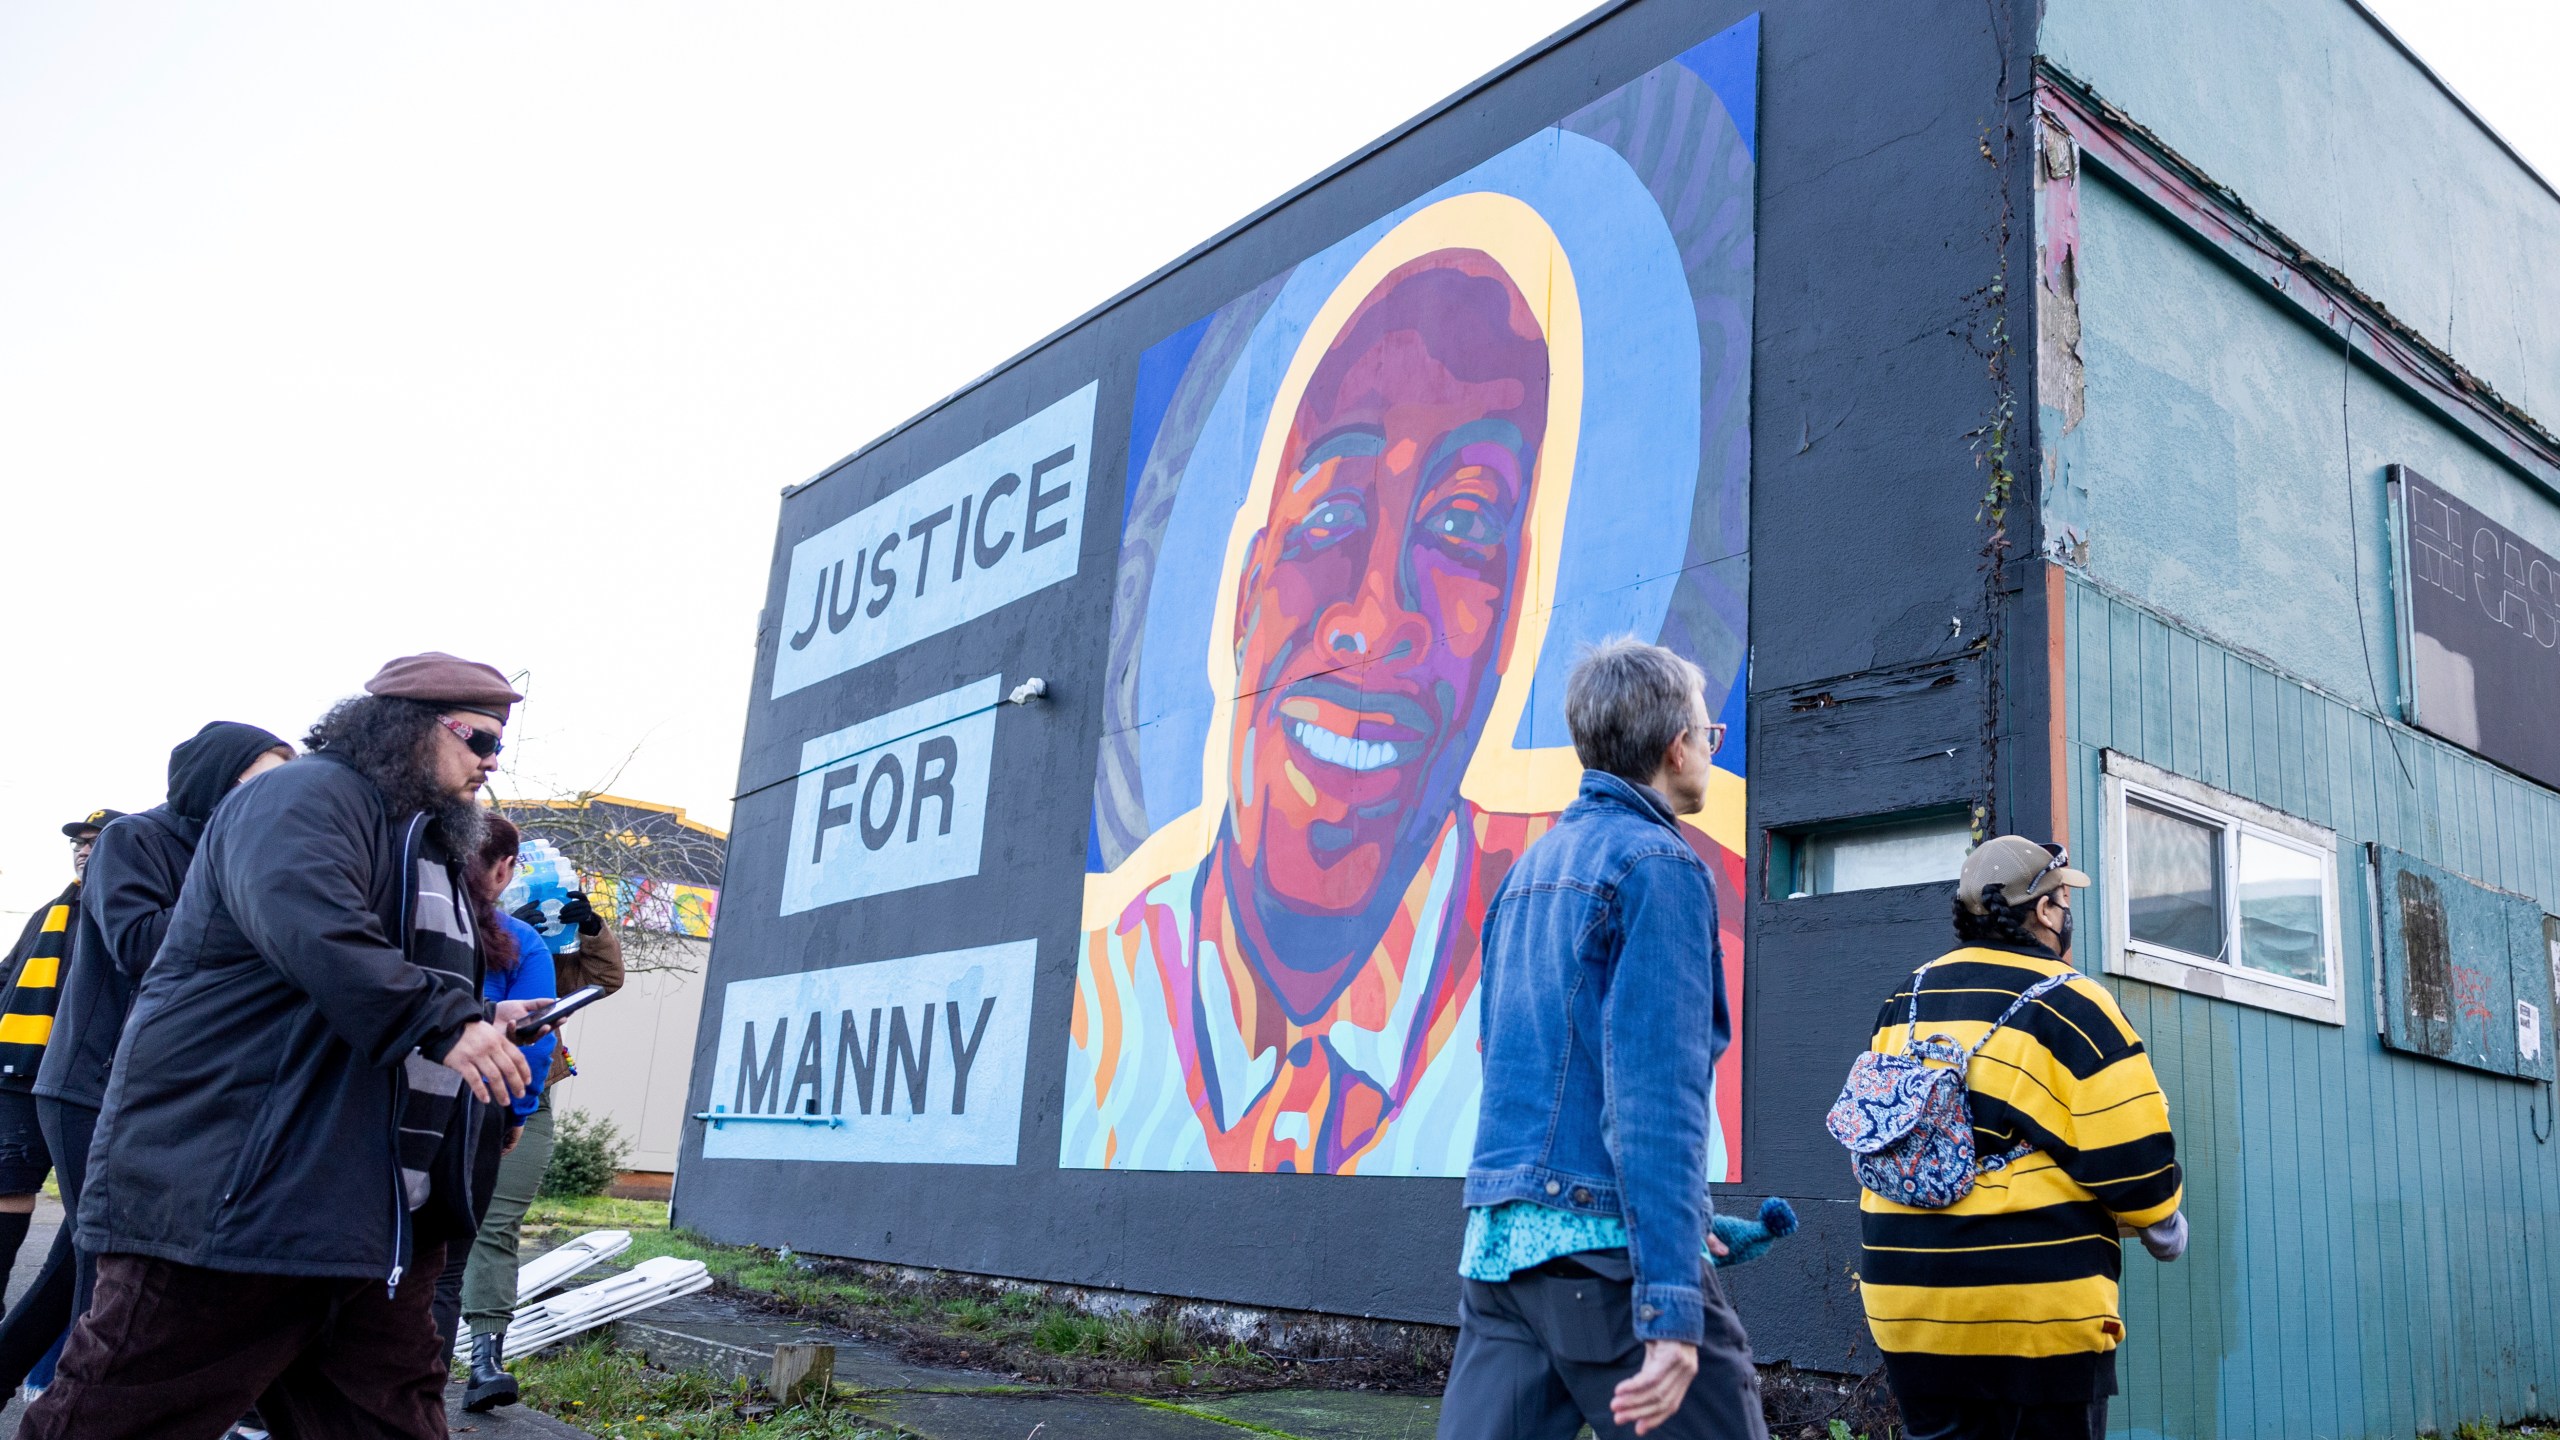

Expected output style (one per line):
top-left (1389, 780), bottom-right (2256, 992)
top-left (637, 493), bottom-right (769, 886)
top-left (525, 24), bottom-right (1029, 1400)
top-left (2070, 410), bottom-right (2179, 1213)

top-left (1961, 0), bottom-right (2025, 844)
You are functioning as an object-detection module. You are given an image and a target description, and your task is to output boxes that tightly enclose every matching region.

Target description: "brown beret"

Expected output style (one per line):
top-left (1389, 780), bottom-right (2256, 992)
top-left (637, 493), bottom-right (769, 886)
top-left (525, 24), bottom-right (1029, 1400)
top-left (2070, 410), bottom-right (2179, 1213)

top-left (363, 652), bottom-right (522, 720)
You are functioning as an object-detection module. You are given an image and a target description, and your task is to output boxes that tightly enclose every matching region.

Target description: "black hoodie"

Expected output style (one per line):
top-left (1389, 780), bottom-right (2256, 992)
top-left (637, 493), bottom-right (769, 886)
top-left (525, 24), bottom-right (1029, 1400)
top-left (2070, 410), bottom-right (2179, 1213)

top-left (35, 722), bottom-right (287, 1110)
top-left (80, 751), bottom-right (485, 1280)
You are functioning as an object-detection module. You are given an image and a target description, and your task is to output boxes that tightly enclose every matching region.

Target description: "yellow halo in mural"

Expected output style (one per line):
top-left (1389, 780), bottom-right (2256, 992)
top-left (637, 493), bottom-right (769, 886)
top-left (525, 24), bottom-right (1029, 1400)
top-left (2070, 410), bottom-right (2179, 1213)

top-left (1087, 192), bottom-right (1590, 927)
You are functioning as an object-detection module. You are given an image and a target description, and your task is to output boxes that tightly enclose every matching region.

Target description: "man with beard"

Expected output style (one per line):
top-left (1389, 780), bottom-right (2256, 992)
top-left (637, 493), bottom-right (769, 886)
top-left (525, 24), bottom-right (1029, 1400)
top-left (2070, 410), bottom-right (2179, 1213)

top-left (0, 725), bottom-right (293, 1404)
top-left (23, 655), bottom-right (548, 1440)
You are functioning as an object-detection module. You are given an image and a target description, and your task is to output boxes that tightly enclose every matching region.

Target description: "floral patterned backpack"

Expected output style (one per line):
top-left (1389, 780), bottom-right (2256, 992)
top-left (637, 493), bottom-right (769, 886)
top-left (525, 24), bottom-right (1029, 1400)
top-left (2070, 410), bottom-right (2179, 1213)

top-left (1825, 967), bottom-right (2079, 1208)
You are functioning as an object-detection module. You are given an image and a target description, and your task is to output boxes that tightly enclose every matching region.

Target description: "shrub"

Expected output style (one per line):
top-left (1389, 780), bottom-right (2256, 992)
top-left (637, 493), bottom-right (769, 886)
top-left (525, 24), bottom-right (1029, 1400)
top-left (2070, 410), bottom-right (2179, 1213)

top-left (541, 1108), bottom-right (632, 1198)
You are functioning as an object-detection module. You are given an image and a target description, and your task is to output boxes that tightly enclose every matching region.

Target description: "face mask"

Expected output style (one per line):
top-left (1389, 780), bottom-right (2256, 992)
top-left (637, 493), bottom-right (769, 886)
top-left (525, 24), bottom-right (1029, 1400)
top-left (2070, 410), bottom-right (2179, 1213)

top-left (2053, 904), bottom-right (2074, 957)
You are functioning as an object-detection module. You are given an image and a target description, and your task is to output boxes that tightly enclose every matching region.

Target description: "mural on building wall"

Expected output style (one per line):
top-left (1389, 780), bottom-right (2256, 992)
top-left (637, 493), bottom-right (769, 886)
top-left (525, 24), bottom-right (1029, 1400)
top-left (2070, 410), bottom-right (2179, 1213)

top-left (503, 795), bottom-right (727, 939)
top-left (591, 876), bottom-right (719, 938)
top-left (1062, 18), bottom-right (1758, 1179)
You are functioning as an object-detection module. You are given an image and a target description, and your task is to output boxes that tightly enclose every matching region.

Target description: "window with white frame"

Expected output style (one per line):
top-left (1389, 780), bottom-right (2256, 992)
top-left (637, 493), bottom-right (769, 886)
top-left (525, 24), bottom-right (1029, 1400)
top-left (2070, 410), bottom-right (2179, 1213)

top-left (2101, 751), bottom-right (2345, 1025)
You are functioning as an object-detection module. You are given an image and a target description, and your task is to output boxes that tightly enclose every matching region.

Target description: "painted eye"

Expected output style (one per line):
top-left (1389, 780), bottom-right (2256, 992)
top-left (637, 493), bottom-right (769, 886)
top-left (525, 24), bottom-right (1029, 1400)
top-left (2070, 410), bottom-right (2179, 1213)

top-left (1423, 497), bottom-right (1503, 549)
top-left (1284, 498), bottom-right (1368, 556)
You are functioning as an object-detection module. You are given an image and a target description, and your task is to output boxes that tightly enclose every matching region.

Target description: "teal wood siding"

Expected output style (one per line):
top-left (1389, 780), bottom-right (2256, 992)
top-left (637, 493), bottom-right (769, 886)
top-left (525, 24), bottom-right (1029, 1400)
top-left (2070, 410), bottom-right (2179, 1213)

top-left (2066, 575), bottom-right (2560, 1440)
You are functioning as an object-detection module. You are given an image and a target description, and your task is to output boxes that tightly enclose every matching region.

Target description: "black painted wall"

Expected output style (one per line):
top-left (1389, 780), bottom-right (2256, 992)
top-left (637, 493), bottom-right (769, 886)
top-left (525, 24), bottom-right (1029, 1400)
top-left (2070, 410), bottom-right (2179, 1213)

top-left (678, 0), bottom-right (2047, 1371)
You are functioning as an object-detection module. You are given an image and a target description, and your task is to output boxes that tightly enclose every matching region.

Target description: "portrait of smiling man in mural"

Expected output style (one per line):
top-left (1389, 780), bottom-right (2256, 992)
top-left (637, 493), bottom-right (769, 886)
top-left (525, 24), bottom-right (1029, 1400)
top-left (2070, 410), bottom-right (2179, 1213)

top-left (1202, 247), bottom-right (1547, 1169)
top-left (1067, 48), bottom-right (1757, 1182)
top-left (1067, 193), bottom-right (1593, 1179)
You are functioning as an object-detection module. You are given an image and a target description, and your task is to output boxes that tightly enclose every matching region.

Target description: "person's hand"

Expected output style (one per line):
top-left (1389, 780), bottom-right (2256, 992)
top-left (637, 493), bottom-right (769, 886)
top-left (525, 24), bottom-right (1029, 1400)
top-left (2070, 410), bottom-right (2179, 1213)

top-left (496, 998), bottom-right (553, 1028)
top-left (1610, 1339), bottom-right (1698, 1434)
top-left (510, 901), bottom-right (546, 927)
top-left (502, 1124), bottom-right (523, 1156)
top-left (1707, 1230), bottom-right (1730, 1259)
top-left (440, 1021), bottom-right (532, 1104)
top-left (558, 893), bottom-right (603, 935)
top-left (496, 997), bottom-right (557, 1041)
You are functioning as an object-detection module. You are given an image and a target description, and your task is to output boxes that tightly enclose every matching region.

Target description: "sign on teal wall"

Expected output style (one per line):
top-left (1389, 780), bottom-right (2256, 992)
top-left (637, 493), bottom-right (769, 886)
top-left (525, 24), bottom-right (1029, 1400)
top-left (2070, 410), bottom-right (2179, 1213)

top-left (2390, 466), bottom-right (2560, 791)
top-left (2373, 844), bottom-right (2557, 1081)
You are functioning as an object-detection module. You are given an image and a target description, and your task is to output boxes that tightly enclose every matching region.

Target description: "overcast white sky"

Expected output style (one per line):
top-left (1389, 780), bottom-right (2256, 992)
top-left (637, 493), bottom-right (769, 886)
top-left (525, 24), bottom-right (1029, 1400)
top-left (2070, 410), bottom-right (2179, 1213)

top-left (1, 0), bottom-right (2551, 924)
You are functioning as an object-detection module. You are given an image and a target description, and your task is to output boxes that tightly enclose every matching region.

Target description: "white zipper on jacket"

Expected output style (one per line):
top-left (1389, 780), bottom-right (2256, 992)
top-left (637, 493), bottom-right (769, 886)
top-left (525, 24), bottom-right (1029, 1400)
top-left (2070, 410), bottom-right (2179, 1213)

top-left (387, 811), bottom-right (426, 1297)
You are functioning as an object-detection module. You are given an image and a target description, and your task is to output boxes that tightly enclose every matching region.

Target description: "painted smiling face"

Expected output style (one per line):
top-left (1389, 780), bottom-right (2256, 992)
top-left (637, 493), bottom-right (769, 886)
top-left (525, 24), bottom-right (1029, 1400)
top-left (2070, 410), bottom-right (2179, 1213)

top-left (1225, 250), bottom-right (1549, 938)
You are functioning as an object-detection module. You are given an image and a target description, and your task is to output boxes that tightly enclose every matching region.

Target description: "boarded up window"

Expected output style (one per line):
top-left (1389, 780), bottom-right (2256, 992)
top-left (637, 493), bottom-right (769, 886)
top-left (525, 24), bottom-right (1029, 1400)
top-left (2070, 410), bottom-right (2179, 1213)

top-left (2373, 845), bottom-right (2556, 1081)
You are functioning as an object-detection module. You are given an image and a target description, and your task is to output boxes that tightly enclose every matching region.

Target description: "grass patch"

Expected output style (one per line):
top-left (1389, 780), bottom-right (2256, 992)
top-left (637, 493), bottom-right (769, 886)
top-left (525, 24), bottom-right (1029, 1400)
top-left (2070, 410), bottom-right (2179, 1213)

top-left (514, 1199), bottom-right (1322, 1394)
top-left (517, 1335), bottom-right (889, 1438)
top-left (2451, 1421), bottom-right (2553, 1440)
top-left (1128, 1396), bottom-right (1308, 1437)
top-left (1023, 1311), bottom-right (1194, 1362)
top-left (940, 1297), bottom-right (1000, 1332)
top-left (522, 1193), bottom-right (672, 1233)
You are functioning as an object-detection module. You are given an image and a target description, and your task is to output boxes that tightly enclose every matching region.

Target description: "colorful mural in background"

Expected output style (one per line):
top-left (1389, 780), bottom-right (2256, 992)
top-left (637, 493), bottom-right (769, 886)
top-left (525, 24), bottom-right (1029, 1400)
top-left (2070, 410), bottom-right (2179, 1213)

top-left (1064, 17), bottom-right (1758, 1179)
top-left (591, 874), bottom-right (720, 938)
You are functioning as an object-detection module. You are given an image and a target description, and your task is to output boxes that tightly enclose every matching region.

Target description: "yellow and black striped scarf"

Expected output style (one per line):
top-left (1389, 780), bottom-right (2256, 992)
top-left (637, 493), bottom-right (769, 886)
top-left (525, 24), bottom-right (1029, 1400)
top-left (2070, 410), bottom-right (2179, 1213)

top-left (1856, 945), bottom-right (2183, 1405)
top-left (0, 885), bottom-right (76, 1088)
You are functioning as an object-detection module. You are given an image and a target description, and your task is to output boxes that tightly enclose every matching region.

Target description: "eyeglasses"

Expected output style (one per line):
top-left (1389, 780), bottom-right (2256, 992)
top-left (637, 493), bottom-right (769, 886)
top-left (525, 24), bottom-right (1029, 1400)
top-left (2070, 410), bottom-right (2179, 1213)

top-left (438, 716), bottom-right (504, 759)
top-left (1693, 720), bottom-right (1729, 757)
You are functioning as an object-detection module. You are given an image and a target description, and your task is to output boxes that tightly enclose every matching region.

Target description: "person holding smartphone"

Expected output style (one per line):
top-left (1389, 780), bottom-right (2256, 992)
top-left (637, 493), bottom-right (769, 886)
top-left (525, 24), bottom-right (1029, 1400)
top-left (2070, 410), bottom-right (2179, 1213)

top-left (435, 814), bottom-right (562, 1410)
top-left (22, 653), bottom-right (542, 1440)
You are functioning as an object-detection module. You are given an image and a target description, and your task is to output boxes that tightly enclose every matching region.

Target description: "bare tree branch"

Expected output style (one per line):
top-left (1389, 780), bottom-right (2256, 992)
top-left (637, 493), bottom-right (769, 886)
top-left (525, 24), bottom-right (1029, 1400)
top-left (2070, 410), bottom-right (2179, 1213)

top-left (496, 791), bottom-right (725, 976)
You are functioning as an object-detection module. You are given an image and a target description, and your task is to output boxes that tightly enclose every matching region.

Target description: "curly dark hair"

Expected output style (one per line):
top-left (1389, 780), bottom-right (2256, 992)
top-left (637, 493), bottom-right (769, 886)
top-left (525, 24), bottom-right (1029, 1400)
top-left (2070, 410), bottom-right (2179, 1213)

top-left (1952, 883), bottom-right (2047, 948)
top-left (304, 694), bottom-right (486, 852)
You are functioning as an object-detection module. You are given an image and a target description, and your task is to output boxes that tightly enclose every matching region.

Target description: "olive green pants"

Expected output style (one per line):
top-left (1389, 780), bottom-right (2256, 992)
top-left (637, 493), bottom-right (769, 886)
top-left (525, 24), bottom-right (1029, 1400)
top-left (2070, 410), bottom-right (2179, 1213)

top-left (460, 1095), bottom-right (557, 1329)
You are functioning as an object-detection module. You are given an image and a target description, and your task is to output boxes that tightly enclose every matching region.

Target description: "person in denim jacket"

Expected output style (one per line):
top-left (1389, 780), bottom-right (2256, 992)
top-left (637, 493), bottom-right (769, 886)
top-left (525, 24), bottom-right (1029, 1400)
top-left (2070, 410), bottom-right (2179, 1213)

top-left (1442, 638), bottom-right (1764, 1440)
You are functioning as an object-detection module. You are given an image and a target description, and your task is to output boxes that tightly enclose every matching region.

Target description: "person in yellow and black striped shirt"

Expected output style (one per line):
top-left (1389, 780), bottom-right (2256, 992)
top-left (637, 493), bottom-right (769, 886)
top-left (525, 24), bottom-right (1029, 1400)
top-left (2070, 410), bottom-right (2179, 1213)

top-left (1856, 835), bottom-right (2186, 1440)
top-left (0, 812), bottom-right (122, 1285)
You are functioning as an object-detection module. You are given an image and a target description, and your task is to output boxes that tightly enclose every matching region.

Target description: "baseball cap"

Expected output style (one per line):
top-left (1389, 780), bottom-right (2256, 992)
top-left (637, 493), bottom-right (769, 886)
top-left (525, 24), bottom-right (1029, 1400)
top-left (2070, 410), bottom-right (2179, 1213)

top-left (1957, 835), bottom-right (2090, 915)
top-left (62, 809), bottom-right (126, 840)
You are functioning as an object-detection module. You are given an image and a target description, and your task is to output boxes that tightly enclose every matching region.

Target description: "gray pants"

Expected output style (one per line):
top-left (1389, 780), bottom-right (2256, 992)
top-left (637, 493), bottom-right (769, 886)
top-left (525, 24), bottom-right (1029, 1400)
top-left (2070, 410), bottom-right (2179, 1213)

top-left (1438, 1251), bottom-right (1767, 1440)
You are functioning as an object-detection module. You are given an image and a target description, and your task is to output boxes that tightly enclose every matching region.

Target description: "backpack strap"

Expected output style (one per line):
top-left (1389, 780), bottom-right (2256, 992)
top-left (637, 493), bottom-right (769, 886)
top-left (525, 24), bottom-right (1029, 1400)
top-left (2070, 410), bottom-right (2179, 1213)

top-left (1964, 970), bottom-right (2082, 1063)
top-left (1898, 965), bottom-right (1935, 1056)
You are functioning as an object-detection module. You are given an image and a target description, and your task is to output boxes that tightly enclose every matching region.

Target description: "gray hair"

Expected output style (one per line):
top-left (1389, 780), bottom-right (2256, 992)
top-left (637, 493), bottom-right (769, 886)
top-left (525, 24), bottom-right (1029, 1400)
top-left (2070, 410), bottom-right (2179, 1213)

top-left (1565, 637), bottom-right (1707, 782)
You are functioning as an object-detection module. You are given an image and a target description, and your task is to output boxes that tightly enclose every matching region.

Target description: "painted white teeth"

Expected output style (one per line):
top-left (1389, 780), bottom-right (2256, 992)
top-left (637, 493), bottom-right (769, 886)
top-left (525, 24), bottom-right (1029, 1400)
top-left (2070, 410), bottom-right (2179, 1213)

top-left (1289, 719), bottom-right (1403, 773)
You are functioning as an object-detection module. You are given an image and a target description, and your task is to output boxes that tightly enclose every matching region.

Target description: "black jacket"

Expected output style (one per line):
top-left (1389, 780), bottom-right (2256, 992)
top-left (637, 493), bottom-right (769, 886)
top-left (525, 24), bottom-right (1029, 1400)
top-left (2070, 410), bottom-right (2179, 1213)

top-left (36, 811), bottom-right (197, 1110)
top-left (38, 721), bottom-right (289, 1111)
top-left (78, 754), bottom-right (486, 1282)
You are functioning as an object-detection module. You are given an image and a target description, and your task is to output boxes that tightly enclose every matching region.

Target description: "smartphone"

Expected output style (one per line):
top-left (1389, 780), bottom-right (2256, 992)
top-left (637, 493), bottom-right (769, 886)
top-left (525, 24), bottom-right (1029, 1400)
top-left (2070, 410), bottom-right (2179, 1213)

top-left (511, 984), bottom-right (607, 1044)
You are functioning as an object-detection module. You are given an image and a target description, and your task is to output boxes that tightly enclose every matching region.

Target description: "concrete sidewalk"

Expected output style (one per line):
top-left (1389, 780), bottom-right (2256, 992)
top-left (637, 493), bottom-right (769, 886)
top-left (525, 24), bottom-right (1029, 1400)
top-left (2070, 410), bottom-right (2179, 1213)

top-left (0, 1210), bottom-right (1445, 1439)
top-left (446, 1384), bottom-right (594, 1438)
top-left (0, 1193), bottom-right (59, 1438)
top-left (592, 1282), bottom-right (1442, 1439)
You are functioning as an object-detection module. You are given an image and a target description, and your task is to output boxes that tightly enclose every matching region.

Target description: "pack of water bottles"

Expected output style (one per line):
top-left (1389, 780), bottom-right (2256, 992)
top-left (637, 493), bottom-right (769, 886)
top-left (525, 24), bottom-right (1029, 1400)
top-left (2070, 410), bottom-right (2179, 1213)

top-left (496, 835), bottom-right (584, 955)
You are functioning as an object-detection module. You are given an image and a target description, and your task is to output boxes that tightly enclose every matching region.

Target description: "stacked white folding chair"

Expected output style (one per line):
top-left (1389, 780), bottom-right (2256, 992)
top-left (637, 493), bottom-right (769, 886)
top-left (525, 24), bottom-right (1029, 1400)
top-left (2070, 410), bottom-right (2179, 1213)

top-left (454, 1229), bottom-right (711, 1362)
top-left (498, 1255), bottom-right (713, 1360)
top-left (517, 1229), bottom-right (633, 1301)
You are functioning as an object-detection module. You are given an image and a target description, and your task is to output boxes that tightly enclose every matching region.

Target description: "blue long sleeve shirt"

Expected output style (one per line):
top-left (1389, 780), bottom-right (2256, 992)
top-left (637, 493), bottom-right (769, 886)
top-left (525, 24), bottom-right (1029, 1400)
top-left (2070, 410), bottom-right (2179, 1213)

top-left (486, 915), bottom-right (558, 1122)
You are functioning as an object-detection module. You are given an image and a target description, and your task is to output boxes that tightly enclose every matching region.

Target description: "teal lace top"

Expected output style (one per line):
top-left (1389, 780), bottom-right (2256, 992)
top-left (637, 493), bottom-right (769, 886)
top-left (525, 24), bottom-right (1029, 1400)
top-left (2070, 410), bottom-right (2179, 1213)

top-left (1459, 1201), bottom-right (1641, 1282)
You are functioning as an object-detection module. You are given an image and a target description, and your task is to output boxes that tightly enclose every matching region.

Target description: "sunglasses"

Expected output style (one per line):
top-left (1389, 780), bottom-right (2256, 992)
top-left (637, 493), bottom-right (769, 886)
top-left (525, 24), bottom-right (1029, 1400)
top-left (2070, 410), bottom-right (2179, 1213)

top-left (438, 716), bottom-right (504, 759)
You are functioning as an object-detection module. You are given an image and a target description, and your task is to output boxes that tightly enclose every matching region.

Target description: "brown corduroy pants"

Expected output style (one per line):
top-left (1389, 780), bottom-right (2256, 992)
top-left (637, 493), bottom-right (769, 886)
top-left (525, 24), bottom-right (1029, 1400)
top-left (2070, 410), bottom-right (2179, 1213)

top-left (18, 1243), bottom-right (449, 1440)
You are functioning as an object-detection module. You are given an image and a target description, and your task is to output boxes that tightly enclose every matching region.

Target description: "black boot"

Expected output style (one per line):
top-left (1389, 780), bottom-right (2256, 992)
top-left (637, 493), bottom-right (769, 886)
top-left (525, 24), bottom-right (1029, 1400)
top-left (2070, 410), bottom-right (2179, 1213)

top-left (463, 1330), bottom-right (520, 1411)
